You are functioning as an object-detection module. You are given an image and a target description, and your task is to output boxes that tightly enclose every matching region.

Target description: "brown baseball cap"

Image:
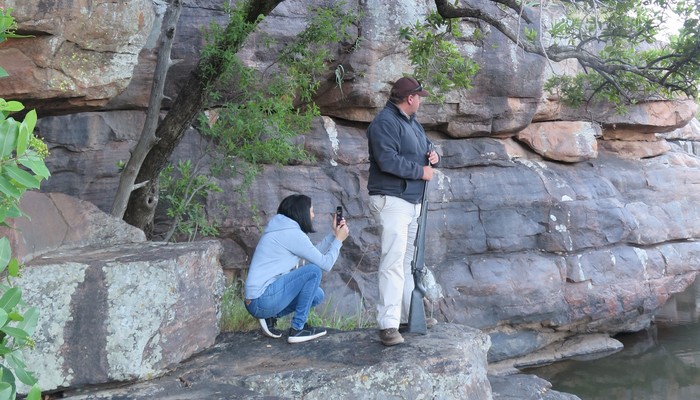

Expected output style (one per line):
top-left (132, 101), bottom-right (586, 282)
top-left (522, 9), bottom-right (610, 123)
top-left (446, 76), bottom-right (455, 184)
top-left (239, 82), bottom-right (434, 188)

top-left (391, 77), bottom-right (430, 98)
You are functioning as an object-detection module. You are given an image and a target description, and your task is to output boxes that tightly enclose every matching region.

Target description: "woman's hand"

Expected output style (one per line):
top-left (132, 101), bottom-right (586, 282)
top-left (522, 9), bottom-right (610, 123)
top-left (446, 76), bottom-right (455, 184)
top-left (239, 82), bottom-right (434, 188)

top-left (332, 215), bottom-right (350, 242)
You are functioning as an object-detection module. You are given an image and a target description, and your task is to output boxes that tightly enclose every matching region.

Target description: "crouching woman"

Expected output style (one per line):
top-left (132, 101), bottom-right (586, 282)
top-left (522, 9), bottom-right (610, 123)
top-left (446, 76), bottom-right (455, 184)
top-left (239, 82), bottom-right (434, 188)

top-left (244, 194), bottom-right (350, 344)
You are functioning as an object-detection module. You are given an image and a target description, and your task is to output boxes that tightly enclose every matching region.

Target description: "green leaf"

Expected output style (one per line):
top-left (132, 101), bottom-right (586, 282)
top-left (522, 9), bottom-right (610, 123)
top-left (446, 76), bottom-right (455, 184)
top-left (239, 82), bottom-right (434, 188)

top-left (0, 308), bottom-right (8, 328)
top-left (0, 175), bottom-right (21, 199)
top-left (0, 119), bottom-right (17, 158)
top-left (17, 110), bottom-right (36, 158)
top-left (16, 123), bottom-right (29, 157)
top-left (0, 68), bottom-right (7, 79)
top-left (0, 287), bottom-right (21, 312)
top-left (10, 364), bottom-right (36, 387)
top-left (17, 307), bottom-right (38, 336)
top-left (0, 365), bottom-right (15, 400)
top-left (26, 384), bottom-right (42, 400)
top-left (0, 11), bottom-right (15, 31)
top-left (21, 109), bottom-right (36, 134)
top-left (18, 155), bottom-right (50, 180)
top-left (6, 353), bottom-right (36, 386)
top-left (1, 327), bottom-right (29, 346)
top-left (0, 101), bottom-right (23, 113)
top-left (0, 237), bottom-right (10, 272)
top-left (4, 164), bottom-right (40, 189)
top-left (0, 383), bottom-right (12, 400)
top-left (6, 312), bottom-right (22, 322)
top-left (0, 326), bottom-right (29, 341)
top-left (6, 259), bottom-right (17, 277)
top-left (2, 204), bottom-right (22, 220)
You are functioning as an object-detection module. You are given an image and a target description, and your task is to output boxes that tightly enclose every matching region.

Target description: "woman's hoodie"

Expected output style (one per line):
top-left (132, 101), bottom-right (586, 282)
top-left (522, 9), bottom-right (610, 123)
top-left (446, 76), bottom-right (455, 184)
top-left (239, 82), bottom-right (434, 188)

top-left (244, 214), bottom-right (342, 299)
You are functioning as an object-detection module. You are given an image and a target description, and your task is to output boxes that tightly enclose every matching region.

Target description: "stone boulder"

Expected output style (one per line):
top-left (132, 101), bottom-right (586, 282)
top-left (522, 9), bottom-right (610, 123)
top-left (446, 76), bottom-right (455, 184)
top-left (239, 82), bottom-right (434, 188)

top-left (17, 240), bottom-right (224, 393)
top-left (515, 121), bottom-right (600, 162)
top-left (559, 100), bottom-right (698, 133)
top-left (662, 118), bottom-right (700, 157)
top-left (1, 193), bottom-right (224, 393)
top-left (490, 374), bottom-right (580, 400)
top-left (1, 191), bottom-right (146, 263)
top-left (0, 0), bottom-right (155, 114)
top-left (59, 324), bottom-right (495, 400)
top-left (599, 138), bottom-right (672, 159)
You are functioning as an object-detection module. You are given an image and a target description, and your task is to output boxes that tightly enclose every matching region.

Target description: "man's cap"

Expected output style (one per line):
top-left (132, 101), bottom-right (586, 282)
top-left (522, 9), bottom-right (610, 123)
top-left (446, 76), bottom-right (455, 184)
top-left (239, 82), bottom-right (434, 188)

top-left (391, 77), bottom-right (430, 98)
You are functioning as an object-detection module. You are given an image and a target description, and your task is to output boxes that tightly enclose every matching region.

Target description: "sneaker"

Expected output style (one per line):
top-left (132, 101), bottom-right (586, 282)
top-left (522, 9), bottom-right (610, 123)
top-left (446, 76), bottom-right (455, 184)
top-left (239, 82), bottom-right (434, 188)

top-left (399, 317), bottom-right (438, 333)
top-left (258, 317), bottom-right (283, 339)
top-left (287, 324), bottom-right (327, 344)
top-left (379, 328), bottom-right (404, 346)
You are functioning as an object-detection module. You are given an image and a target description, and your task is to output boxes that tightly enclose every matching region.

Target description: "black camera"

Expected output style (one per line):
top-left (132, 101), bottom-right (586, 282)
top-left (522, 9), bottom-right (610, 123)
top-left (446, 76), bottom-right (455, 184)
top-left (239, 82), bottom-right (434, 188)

top-left (335, 206), bottom-right (343, 224)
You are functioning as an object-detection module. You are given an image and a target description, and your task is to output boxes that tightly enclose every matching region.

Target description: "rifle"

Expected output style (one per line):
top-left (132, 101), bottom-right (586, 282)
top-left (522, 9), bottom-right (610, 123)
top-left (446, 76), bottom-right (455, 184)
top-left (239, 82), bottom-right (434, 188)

top-left (407, 155), bottom-right (432, 334)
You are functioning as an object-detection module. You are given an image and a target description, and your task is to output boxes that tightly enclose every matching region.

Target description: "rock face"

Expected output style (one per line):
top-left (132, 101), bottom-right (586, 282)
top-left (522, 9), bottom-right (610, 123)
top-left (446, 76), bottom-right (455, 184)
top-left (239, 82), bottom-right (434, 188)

top-left (2, 191), bottom-right (146, 263)
top-left (0, 0), bottom-right (155, 114)
top-left (3, 0), bottom-right (700, 388)
top-left (2, 193), bottom-right (225, 392)
top-left (56, 325), bottom-right (580, 400)
top-left (515, 121), bottom-right (600, 162)
top-left (18, 240), bottom-right (224, 392)
top-left (60, 325), bottom-right (495, 400)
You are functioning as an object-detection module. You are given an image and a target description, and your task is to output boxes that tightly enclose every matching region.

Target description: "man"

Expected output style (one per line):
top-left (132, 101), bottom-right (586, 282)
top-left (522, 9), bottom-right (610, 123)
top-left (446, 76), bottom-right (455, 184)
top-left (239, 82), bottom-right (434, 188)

top-left (366, 77), bottom-right (439, 346)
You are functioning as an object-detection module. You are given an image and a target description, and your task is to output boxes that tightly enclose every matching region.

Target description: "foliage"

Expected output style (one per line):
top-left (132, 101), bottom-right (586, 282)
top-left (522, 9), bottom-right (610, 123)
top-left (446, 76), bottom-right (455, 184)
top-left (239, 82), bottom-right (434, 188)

top-left (430, 0), bottom-right (699, 107)
top-left (197, 2), bottom-right (358, 191)
top-left (0, 102), bottom-right (48, 400)
top-left (159, 160), bottom-right (222, 242)
top-left (544, 0), bottom-right (699, 105)
top-left (399, 11), bottom-right (480, 100)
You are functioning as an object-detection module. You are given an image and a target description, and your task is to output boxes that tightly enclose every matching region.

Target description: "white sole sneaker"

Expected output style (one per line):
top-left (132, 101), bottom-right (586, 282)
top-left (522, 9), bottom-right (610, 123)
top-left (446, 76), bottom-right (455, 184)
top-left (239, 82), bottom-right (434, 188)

top-left (287, 328), bottom-right (327, 344)
top-left (259, 318), bottom-right (282, 339)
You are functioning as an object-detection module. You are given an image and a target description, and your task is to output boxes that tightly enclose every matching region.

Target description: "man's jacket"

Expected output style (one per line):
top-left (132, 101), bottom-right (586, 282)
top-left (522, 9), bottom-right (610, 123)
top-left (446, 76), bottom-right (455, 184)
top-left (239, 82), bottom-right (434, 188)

top-left (367, 101), bottom-right (432, 204)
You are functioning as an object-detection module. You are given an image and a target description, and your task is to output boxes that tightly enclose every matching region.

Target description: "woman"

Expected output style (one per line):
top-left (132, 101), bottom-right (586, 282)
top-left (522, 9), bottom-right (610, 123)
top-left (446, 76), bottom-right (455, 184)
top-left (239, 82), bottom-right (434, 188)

top-left (244, 194), bottom-right (350, 344)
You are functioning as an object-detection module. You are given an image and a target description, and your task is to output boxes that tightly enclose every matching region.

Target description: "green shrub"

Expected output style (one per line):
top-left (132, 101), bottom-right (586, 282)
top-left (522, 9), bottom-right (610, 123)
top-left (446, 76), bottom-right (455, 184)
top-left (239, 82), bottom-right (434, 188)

top-left (0, 100), bottom-right (49, 400)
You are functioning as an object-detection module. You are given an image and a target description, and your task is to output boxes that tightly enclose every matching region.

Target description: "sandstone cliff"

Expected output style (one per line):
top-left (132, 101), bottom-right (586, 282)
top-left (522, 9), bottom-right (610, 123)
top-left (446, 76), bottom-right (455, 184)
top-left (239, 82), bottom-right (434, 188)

top-left (1, 0), bottom-right (699, 376)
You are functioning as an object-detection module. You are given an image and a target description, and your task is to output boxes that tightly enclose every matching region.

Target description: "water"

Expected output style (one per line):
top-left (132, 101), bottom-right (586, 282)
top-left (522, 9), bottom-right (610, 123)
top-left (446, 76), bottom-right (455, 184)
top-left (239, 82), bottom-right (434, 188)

top-left (528, 278), bottom-right (700, 400)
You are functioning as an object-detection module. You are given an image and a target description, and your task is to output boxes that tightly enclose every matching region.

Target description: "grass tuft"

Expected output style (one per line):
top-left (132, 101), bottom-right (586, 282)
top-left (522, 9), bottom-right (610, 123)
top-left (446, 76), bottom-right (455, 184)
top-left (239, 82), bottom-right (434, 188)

top-left (219, 282), bottom-right (375, 333)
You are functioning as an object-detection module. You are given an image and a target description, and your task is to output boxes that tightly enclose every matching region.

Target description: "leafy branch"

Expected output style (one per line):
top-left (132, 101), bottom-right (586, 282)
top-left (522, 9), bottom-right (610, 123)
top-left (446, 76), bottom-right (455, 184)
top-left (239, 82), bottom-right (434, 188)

top-left (431, 0), bottom-right (699, 105)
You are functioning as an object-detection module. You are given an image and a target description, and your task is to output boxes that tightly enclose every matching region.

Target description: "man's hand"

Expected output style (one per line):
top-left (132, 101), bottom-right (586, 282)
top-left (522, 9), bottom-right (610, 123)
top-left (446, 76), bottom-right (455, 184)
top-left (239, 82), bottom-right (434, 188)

top-left (422, 165), bottom-right (433, 181)
top-left (427, 150), bottom-right (439, 166)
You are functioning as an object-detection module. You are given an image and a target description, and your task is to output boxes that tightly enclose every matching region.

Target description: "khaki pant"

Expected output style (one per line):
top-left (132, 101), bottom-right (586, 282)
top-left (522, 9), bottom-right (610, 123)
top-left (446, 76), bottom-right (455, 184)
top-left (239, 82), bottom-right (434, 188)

top-left (369, 195), bottom-right (420, 329)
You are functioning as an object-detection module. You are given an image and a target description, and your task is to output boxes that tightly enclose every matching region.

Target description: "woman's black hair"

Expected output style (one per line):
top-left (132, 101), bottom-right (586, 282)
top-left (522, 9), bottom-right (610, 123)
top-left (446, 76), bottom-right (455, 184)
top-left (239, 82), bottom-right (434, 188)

top-left (277, 194), bottom-right (315, 233)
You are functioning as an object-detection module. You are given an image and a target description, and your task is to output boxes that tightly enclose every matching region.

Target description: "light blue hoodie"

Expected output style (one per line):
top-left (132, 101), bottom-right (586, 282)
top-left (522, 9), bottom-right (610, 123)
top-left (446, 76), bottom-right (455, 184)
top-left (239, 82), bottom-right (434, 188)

top-left (244, 214), bottom-right (342, 299)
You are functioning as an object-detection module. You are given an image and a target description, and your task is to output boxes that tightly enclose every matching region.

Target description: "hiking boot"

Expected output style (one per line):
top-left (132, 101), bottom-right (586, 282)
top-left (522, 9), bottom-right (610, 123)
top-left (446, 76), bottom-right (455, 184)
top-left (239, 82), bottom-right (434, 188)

top-left (258, 317), bottom-right (283, 339)
top-left (379, 328), bottom-right (404, 346)
top-left (287, 324), bottom-right (327, 344)
top-left (399, 317), bottom-right (438, 333)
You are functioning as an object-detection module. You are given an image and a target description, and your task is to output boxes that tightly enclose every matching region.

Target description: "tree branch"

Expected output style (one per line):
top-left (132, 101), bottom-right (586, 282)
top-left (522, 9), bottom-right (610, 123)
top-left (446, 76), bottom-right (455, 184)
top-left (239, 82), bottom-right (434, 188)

top-left (433, 1), bottom-right (699, 100)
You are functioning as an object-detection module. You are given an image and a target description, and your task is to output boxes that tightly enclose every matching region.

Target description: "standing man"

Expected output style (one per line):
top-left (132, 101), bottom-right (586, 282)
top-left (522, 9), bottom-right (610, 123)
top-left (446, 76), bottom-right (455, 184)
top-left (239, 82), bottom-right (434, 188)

top-left (367, 77), bottom-right (439, 346)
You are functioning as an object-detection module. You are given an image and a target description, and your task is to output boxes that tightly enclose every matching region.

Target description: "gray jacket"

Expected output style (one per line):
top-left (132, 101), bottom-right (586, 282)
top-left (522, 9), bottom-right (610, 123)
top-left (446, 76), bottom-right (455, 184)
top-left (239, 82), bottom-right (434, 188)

top-left (244, 214), bottom-right (341, 299)
top-left (367, 101), bottom-right (431, 204)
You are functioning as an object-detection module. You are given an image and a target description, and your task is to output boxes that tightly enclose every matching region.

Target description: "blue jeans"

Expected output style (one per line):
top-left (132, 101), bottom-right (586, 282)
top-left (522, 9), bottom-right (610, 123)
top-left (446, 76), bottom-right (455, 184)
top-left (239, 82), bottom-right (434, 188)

top-left (245, 264), bottom-right (324, 330)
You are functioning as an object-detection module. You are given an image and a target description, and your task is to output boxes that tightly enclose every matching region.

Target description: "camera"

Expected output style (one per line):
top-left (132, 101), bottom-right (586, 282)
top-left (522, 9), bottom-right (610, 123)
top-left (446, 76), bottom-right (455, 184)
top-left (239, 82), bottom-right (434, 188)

top-left (335, 206), bottom-right (343, 224)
